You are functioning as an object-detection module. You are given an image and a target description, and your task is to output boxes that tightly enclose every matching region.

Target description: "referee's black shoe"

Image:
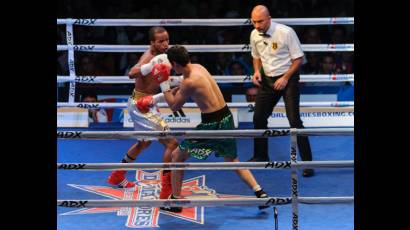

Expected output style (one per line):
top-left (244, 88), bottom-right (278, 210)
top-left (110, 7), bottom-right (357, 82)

top-left (302, 169), bottom-right (315, 177)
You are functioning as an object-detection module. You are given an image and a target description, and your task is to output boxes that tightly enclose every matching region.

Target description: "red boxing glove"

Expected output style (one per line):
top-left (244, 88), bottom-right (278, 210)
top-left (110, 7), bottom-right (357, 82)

top-left (151, 63), bottom-right (170, 82)
top-left (151, 63), bottom-right (171, 91)
top-left (136, 95), bottom-right (154, 113)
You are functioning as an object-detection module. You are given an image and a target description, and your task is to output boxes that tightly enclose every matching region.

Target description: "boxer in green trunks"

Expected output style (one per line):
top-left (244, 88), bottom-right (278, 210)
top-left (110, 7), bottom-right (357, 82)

top-left (153, 45), bottom-right (270, 212)
top-left (179, 105), bottom-right (237, 160)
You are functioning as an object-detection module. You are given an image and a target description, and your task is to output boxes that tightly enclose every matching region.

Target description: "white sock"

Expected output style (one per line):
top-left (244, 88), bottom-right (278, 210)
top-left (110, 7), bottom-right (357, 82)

top-left (122, 153), bottom-right (135, 163)
top-left (252, 184), bottom-right (262, 192)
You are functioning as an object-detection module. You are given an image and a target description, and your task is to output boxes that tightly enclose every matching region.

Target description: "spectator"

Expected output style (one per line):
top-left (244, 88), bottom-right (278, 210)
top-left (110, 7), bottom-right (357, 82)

top-left (304, 27), bottom-right (322, 43)
top-left (331, 26), bottom-right (347, 44)
top-left (78, 56), bottom-right (96, 75)
top-left (150, 2), bottom-right (171, 19)
top-left (301, 53), bottom-right (320, 74)
top-left (216, 29), bottom-right (237, 44)
top-left (57, 27), bottom-right (65, 43)
top-left (288, 0), bottom-right (303, 17)
top-left (81, 92), bottom-right (108, 123)
top-left (209, 0), bottom-right (225, 17)
top-left (227, 60), bottom-right (251, 76)
top-left (331, 1), bottom-right (348, 17)
top-left (302, 0), bottom-right (322, 17)
top-left (335, 52), bottom-right (353, 74)
top-left (230, 62), bottom-right (246, 75)
top-left (214, 53), bottom-right (231, 75)
top-left (122, 53), bottom-right (139, 75)
top-left (102, 53), bottom-right (117, 75)
top-left (198, 1), bottom-right (215, 18)
top-left (190, 54), bottom-right (201, 63)
top-left (177, 2), bottom-right (197, 18)
top-left (57, 61), bottom-right (62, 74)
top-left (82, 54), bottom-right (109, 76)
top-left (57, 52), bottom-right (68, 75)
top-left (224, 0), bottom-right (241, 18)
top-left (246, 87), bottom-right (258, 102)
top-left (116, 27), bottom-right (131, 45)
top-left (320, 54), bottom-right (337, 74)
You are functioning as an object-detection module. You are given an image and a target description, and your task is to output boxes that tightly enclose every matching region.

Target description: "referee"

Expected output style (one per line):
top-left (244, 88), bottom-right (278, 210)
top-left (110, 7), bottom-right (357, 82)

top-left (248, 5), bottom-right (314, 177)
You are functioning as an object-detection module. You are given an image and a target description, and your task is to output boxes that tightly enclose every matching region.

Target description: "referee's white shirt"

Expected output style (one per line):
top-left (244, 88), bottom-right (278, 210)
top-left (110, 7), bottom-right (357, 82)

top-left (250, 22), bottom-right (304, 77)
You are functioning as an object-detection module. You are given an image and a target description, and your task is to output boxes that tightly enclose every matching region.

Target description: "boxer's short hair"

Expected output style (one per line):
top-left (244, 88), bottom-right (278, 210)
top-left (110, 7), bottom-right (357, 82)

top-left (167, 45), bottom-right (190, 67)
top-left (148, 26), bottom-right (167, 41)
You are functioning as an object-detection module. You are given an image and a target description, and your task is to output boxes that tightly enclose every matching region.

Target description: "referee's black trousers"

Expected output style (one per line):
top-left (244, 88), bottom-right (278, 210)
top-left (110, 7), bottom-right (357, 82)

top-left (252, 73), bottom-right (313, 161)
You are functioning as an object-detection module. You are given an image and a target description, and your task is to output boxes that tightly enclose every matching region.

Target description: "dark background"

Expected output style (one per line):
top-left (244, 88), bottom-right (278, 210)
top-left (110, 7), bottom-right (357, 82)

top-left (57, 0), bottom-right (354, 103)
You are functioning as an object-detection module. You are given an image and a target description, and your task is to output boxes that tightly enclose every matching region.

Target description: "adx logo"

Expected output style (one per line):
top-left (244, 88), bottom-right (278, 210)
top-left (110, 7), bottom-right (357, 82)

top-left (68, 59), bottom-right (75, 72)
top-left (290, 147), bottom-right (297, 162)
top-left (75, 76), bottom-right (96, 83)
top-left (57, 131), bottom-right (82, 139)
top-left (262, 129), bottom-right (290, 137)
top-left (77, 103), bottom-right (99, 109)
top-left (243, 75), bottom-right (252, 82)
top-left (243, 18), bottom-right (253, 25)
top-left (59, 201), bottom-right (87, 208)
top-left (73, 19), bottom-right (97, 25)
top-left (165, 109), bottom-right (190, 123)
top-left (264, 197), bottom-right (292, 205)
top-left (74, 45), bottom-right (95, 51)
top-left (241, 44), bottom-right (251, 51)
top-left (291, 178), bottom-right (298, 197)
top-left (66, 31), bottom-right (73, 44)
top-left (292, 212), bottom-right (299, 229)
top-left (264, 161), bottom-right (291, 169)
top-left (58, 164), bottom-right (86, 170)
top-left (247, 103), bottom-right (255, 112)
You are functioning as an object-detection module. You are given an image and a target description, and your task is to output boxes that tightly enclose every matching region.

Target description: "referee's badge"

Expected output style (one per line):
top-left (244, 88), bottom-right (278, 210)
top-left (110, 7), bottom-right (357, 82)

top-left (272, 42), bottom-right (278, 50)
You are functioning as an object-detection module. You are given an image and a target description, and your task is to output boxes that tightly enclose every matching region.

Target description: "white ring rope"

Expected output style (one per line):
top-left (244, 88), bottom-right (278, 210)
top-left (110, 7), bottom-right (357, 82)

top-left (298, 197), bottom-right (353, 204)
top-left (57, 128), bottom-right (353, 140)
top-left (57, 160), bottom-right (353, 171)
top-left (57, 44), bottom-right (354, 52)
top-left (57, 196), bottom-right (353, 208)
top-left (57, 18), bottom-right (354, 26)
top-left (57, 74), bottom-right (354, 84)
top-left (57, 101), bottom-right (354, 109)
top-left (57, 17), bottom-right (354, 229)
top-left (65, 23), bottom-right (76, 103)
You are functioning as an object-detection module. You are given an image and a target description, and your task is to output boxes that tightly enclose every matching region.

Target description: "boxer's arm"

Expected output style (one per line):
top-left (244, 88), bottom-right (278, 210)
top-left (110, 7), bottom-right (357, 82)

top-left (129, 54), bottom-right (170, 79)
top-left (164, 80), bottom-right (193, 112)
top-left (152, 93), bottom-right (166, 104)
top-left (129, 62), bottom-right (156, 79)
top-left (135, 93), bottom-right (165, 113)
top-left (128, 63), bottom-right (142, 79)
top-left (128, 52), bottom-right (153, 79)
top-left (170, 75), bottom-right (184, 87)
top-left (128, 63), bottom-right (147, 79)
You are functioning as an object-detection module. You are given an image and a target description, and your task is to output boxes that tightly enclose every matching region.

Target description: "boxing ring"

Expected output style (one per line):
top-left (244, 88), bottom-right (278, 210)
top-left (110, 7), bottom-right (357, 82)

top-left (57, 17), bottom-right (354, 230)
